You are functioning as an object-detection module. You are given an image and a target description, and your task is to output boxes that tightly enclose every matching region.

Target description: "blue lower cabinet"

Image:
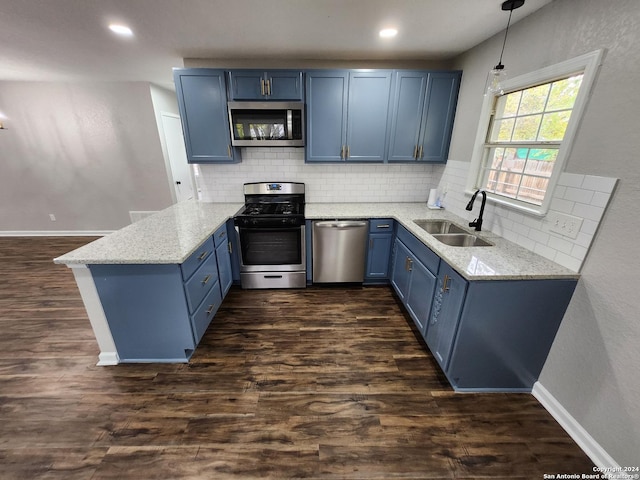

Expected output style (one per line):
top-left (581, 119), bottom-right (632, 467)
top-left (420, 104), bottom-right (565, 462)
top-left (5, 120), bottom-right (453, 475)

top-left (365, 233), bottom-right (393, 281)
top-left (405, 255), bottom-right (437, 335)
top-left (90, 264), bottom-right (196, 363)
top-left (214, 224), bottom-right (233, 297)
top-left (184, 253), bottom-right (219, 313)
top-left (89, 230), bottom-right (233, 363)
top-left (390, 237), bottom-right (437, 333)
top-left (306, 219), bottom-right (313, 283)
top-left (227, 218), bottom-right (241, 283)
top-left (390, 224), bottom-right (578, 392)
top-left (364, 219), bottom-right (394, 282)
top-left (390, 239), bottom-right (412, 301)
top-left (445, 278), bottom-right (577, 391)
top-left (191, 280), bottom-right (222, 344)
top-left (425, 262), bottom-right (467, 370)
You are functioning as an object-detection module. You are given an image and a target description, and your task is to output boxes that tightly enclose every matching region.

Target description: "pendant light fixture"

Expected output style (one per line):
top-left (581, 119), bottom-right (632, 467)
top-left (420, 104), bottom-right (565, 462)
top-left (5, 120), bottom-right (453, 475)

top-left (486, 0), bottom-right (525, 95)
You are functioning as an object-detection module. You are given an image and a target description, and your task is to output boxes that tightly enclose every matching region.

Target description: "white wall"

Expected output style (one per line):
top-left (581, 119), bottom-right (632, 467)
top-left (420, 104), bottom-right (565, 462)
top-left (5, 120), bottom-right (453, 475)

top-left (447, 0), bottom-right (640, 465)
top-left (0, 81), bottom-right (173, 233)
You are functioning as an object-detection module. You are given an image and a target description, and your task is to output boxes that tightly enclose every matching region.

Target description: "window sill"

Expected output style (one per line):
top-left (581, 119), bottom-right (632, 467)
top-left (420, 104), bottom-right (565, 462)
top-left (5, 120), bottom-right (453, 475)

top-left (464, 190), bottom-right (547, 218)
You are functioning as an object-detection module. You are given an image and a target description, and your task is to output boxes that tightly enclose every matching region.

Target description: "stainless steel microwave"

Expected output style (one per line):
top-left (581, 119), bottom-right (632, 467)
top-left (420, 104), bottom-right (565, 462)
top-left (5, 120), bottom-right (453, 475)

top-left (228, 101), bottom-right (305, 147)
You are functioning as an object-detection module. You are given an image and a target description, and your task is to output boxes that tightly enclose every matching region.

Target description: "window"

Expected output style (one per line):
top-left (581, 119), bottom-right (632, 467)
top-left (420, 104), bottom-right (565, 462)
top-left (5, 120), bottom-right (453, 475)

top-left (467, 50), bottom-right (603, 215)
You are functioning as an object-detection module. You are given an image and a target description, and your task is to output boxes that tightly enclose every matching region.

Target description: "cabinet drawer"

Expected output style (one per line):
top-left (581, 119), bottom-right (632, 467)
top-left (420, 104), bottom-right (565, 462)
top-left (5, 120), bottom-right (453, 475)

top-left (191, 280), bottom-right (222, 344)
top-left (213, 224), bottom-right (228, 248)
top-left (396, 225), bottom-right (439, 274)
top-left (369, 219), bottom-right (394, 233)
top-left (181, 237), bottom-right (215, 281)
top-left (184, 253), bottom-right (219, 313)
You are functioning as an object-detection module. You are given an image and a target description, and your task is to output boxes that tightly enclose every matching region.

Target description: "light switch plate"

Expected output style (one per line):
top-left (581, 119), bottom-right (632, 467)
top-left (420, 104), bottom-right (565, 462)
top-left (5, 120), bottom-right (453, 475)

top-left (547, 211), bottom-right (583, 239)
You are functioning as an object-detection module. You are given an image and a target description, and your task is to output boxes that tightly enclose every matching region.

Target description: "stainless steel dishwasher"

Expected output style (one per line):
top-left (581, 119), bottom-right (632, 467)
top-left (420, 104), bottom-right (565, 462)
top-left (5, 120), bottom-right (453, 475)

top-left (312, 220), bottom-right (369, 283)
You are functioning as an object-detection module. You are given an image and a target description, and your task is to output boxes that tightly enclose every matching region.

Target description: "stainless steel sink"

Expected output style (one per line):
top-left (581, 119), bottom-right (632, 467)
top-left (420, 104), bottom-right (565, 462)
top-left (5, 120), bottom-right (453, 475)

top-left (413, 219), bottom-right (467, 234)
top-left (432, 233), bottom-right (493, 247)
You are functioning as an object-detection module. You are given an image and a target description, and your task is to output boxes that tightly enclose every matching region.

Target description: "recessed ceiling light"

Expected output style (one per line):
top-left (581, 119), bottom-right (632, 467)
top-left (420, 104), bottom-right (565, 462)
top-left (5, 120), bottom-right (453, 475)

top-left (379, 28), bottom-right (398, 38)
top-left (108, 24), bottom-right (133, 36)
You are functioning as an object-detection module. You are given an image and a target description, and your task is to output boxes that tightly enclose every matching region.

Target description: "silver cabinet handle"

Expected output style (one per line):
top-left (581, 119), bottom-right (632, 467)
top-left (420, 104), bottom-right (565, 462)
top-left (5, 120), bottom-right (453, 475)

top-left (442, 274), bottom-right (450, 292)
top-left (376, 224), bottom-right (390, 229)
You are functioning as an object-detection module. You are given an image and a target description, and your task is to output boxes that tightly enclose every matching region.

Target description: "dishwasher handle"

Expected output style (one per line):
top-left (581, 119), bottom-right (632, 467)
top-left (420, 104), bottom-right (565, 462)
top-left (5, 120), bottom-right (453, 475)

top-left (313, 221), bottom-right (368, 229)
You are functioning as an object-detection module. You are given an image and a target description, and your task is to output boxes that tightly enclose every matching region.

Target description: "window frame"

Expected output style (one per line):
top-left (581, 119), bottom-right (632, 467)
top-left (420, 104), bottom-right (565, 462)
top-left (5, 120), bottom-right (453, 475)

top-left (466, 49), bottom-right (604, 216)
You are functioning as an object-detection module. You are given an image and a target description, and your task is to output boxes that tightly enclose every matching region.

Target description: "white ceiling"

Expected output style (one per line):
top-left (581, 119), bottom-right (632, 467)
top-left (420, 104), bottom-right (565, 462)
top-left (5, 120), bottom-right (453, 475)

top-left (0, 0), bottom-right (552, 88)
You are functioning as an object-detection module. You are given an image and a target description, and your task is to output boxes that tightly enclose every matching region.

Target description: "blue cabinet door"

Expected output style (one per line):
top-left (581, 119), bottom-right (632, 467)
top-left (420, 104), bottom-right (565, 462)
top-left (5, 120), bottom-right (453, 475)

top-left (267, 71), bottom-right (304, 100)
top-left (228, 70), bottom-right (303, 101)
top-left (173, 69), bottom-right (238, 164)
top-left (405, 256), bottom-right (437, 335)
top-left (305, 71), bottom-right (348, 162)
top-left (390, 239), bottom-right (412, 300)
top-left (418, 72), bottom-right (461, 163)
top-left (365, 233), bottom-right (393, 279)
top-left (226, 218), bottom-right (241, 283)
top-left (216, 238), bottom-right (233, 298)
top-left (387, 71), bottom-right (429, 162)
top-left (387, 70), bottom-right (461, 163)
top-left (227, 70), bottom-right (264, 100)
top-left (345, 71), bottom-right (392, 162)
top-left (425, 262), bottom-right (467, 370)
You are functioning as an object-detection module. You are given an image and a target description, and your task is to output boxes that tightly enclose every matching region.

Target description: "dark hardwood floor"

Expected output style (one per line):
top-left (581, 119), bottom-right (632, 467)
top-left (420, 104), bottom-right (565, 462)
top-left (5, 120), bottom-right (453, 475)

top-left (0, 237), bottom-right (594, 479)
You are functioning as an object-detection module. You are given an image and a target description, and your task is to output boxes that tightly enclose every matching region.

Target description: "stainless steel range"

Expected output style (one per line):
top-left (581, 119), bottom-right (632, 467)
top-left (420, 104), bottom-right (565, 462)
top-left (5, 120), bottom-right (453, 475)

top-left (233, 182), bottom-right (306, 289)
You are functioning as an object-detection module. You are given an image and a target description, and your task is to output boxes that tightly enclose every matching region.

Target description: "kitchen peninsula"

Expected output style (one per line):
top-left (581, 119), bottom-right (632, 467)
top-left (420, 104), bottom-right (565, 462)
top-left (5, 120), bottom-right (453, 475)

top-left (55, 200), bottom-right (579, 391)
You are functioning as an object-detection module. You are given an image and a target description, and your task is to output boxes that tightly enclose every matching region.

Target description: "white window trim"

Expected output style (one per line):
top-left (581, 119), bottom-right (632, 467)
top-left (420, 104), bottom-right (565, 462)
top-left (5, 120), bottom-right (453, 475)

top-left (466, 49), bottom-right (604, 216)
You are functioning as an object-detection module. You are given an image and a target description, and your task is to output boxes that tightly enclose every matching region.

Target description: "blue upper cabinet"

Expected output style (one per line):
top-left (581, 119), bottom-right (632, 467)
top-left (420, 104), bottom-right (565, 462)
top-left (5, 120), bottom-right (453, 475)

top-left (305, 71), bottom-right (349, 162)
top-left (387, 70), bottom-right (461, 163)
top-left (306, 70), bottom-right (392, 162)
top-left (173, 68), bottom-right (239, 164)
top-left (228, 70), bottom-right (304, 101)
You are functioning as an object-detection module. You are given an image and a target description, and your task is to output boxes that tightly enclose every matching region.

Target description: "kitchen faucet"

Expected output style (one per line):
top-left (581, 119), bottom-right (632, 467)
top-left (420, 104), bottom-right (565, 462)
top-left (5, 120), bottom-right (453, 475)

top-left (465, 190), bottom-right (487, 231)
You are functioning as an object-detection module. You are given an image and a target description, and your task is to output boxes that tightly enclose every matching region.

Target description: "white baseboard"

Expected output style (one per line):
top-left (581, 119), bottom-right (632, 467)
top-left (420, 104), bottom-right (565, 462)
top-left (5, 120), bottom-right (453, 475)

top-left (0, 231), bottom-right (112, 237)
top-left (97, 352), bottom-right (120, 366)
top-left (532, 381), bottom-right (620, 469)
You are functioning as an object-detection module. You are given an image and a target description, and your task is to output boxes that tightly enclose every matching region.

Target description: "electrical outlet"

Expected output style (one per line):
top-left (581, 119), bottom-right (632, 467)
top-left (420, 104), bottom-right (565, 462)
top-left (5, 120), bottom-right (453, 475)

top-left (547, 212), bottom-right (583, 239)
top-left (49, 213), bottom-right (56, 221)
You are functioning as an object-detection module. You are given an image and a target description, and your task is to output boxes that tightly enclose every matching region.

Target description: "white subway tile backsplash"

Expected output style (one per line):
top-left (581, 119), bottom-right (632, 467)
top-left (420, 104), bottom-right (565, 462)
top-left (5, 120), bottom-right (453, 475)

top-left (557, 172), bottom-right (585, 188)
top-left (571, 244), bottom-right (588, 260)
top-left (581, 175), bottom-right (617, 193)
top-left (197, 154), bottom-right (614, 274)
top-left (548, 235), bottom-right (575, 254)
top-left (572, 202), bottom-right (605, 222)
top-left (436, 160), bottom-right (616, 273)
top-left (554, 252), bottom-right (582, 272)
top-left (590, 191), bottom-right (611, 208)
top-left (564, 186), bottom-right (594, 204)
top-left (549, 197), bottom-right (575, 214)
top-left (196, 147), bottom-right (443, 204)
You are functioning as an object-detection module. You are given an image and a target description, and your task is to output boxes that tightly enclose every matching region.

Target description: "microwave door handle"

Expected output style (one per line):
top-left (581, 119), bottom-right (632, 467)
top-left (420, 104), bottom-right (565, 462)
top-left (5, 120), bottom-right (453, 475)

top-left (287, 110), bottom-right (293, 140)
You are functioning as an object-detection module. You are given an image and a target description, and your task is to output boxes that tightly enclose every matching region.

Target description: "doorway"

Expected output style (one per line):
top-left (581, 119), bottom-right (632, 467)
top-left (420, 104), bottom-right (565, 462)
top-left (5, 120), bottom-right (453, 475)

top-left (160, 113), bottom-right (195, 202)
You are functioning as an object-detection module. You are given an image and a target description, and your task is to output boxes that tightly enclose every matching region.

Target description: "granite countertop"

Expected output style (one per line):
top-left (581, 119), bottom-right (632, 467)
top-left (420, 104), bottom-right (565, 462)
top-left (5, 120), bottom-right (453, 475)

top-left (305, 203), bottom-right (579, 281)
top-left (54, 201), bottom-right (243, 266)
top-left (55, 200), bottom-right (579, 281)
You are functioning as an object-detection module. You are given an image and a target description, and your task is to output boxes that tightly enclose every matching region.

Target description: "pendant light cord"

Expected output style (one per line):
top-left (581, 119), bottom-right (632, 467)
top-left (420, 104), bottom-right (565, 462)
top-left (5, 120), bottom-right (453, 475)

top-left (496, 8), bottom-right (514, 69)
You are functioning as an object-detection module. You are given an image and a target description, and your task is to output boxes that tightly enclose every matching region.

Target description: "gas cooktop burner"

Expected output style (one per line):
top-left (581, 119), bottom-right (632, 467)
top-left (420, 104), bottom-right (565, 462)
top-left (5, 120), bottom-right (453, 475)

top-left (242, 203), bottom-right (300, 216)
